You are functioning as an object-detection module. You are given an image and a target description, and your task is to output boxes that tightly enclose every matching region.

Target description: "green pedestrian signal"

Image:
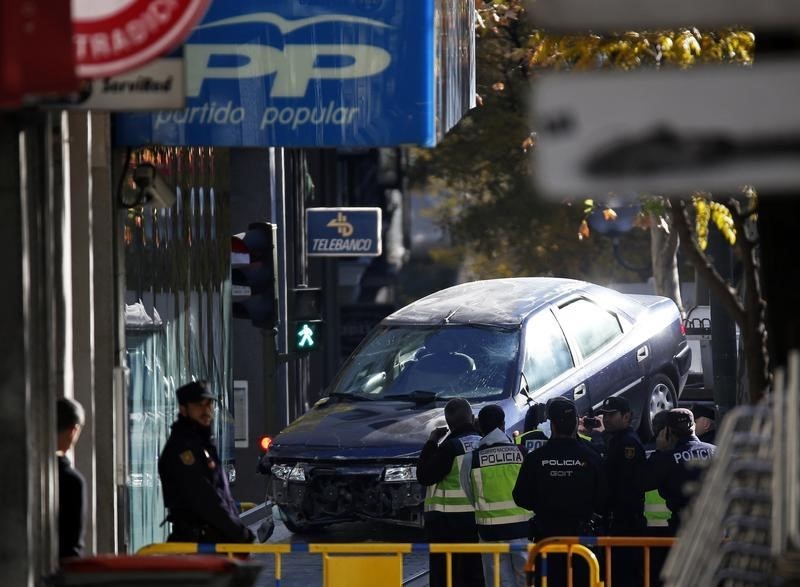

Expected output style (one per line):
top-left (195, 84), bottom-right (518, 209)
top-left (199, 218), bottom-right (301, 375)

top-left (294, 320), bottom-right (321, 352)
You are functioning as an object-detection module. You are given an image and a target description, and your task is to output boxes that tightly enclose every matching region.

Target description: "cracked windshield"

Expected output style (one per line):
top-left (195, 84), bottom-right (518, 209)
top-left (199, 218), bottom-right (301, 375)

top-left (331, 325), bottom-right (520, 402)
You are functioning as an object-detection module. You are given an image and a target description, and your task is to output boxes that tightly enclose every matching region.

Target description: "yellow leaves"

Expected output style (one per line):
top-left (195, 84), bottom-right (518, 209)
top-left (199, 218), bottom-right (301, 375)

top-left (710, 201), bottom-right (736, 246)
top-left (693, 196), bottom-right (710, 250)
top-left (578, 219), bottom-right (590, 240)
top-left (602, 208), bottom-right (618, 221)
top-left (520, 28), bottom-right (753, 73)
top-left (693, 195), bottom-right (736, 250)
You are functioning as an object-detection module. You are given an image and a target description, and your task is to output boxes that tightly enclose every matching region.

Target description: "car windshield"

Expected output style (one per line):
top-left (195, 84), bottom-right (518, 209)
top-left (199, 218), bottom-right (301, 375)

top-left (329, 325), bottom-right (520, 402)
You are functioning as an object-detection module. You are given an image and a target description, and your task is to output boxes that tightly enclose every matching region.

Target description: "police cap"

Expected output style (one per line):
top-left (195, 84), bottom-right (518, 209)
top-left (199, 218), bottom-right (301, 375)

top-left (547, 396), bottom-right (577, 423)
top-left (692, 404), bottom-right (716, 421)
top-left (667, 408), bottom-right (695, 434)
top-left (176, 381), bottom-right (216, 405)
top-left (598, 396), bottom-right (631, 414)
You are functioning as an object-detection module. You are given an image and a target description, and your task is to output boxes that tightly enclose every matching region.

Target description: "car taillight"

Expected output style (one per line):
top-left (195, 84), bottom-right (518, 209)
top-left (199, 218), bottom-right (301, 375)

top-left (680, 321), bottom-right (686, 336)
top-left (259, 436), bottom-right (273, 453)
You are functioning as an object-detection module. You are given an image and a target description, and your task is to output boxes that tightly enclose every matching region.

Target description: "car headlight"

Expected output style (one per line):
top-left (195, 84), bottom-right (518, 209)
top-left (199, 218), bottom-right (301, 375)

top-left (383, 465), bottom-right (417, 483)
top-left (270, 463), bottom-right (306, 482)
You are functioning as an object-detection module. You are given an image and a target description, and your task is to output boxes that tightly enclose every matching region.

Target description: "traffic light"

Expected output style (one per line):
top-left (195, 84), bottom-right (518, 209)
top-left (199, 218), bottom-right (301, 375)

top-left (231, 222), bottom-right (277, 329)
top-left (288, 286), bottom-right (323, 353)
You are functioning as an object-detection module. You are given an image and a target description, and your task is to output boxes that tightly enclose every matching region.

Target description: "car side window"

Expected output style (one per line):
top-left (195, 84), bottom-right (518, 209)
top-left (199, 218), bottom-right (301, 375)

top-left (523, 310), bottom-right (574, 391)
top-left (557, 298), bottom-right (623, 358)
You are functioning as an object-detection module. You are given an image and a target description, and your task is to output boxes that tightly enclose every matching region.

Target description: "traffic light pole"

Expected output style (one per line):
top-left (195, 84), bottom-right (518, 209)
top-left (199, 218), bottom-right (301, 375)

top-left (270, 147), bottom-right (291, 430)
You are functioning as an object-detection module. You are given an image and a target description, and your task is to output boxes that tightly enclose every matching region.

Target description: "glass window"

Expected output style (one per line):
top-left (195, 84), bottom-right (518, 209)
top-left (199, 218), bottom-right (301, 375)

top-left (523, 309), bottom-right (574, 392)
top-left (124, 147), bottom-right (232, 554)
top-left (557, 298), bottom-right (623, 359)
top-left (330, 325), bottom-right (520, 402)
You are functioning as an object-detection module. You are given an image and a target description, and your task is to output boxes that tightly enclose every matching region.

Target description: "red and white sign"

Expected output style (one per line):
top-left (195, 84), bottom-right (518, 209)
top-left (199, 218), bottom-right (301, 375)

top-left (72, 0), bottom-right (210, 79)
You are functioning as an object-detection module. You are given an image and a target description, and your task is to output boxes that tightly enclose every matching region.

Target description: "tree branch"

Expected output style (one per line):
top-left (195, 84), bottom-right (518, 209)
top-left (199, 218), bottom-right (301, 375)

top-left (668, 198), bottom-right (746, 327)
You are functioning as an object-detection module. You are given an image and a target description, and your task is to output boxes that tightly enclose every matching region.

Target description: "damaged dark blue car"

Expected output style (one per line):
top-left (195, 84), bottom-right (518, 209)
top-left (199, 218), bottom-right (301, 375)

top-left (258, 278), bottom-right (691, 532)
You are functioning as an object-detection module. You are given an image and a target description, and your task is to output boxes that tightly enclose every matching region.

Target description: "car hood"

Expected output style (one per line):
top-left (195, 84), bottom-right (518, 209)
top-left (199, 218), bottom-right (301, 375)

top-left (267, 398), bottom-right (450, 460)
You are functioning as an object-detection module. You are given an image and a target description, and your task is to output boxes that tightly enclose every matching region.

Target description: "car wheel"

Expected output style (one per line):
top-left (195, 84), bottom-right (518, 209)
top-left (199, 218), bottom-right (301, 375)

top-left (639, 373), bottom-right (677, 440)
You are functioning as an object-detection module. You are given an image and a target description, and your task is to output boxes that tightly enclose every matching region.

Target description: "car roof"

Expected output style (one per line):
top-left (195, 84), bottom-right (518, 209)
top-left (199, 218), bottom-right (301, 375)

top-left (383, 277), bottom-right (595, 328)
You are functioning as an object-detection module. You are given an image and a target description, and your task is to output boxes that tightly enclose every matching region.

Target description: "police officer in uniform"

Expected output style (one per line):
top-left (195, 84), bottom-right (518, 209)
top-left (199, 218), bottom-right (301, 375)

top-left (513, 397), bottom-right (606, 587)
top-left (417, 398), bottom-right (484, 587)
top-left (645, 408), bottom-right (716, 534)
top-left (514, 403), bottom-right (549, 454)
top-left (158, 381), bottom-right (255, 543)
top-left (692, 404), bottom-right (717, 445)
top-left (644, 410), bottom-right (673, 587)
top-left (598, 396), bottom-right (646, 587)
top-left (644, 410), bottom-right (673, 530)
top-left (460, 405), bottom-right (530, 587)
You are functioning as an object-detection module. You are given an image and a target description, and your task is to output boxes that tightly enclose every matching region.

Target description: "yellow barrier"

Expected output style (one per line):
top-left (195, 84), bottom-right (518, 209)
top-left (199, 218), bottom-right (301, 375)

top-left (137, 536), bottom-right (675, 587)
top-left (524, 536), bottom-right (676, 587)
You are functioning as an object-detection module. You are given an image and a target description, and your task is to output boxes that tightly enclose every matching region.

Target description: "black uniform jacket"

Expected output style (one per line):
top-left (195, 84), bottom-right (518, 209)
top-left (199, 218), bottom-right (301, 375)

top-left (698, 429), bottom-right (716, 445)
top-left (58, 455), bottom-right (86, 559)
top-left (158, 415), bottom-right (253, 543)
top-left (513, 437), bottom-right (606, 538)
top-left (603, 426), bottom-right (646, 527)
top-left (644, 435), bottom-right (716, 530)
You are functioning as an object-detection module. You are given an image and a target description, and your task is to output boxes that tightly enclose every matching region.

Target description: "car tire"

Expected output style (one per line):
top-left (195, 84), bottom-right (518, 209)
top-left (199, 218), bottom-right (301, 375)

top-left (639, 373), bottom-right (677, 440)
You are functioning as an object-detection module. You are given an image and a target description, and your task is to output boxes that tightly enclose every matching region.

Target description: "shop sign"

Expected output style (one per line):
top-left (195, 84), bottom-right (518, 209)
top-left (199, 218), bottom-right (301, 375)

top-left (114, 0), bottom-right (475, 147)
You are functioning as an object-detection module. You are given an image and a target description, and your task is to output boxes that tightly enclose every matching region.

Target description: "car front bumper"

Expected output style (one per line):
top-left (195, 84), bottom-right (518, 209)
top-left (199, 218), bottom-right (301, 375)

top-left (266, 462), bottom-right (425, 528)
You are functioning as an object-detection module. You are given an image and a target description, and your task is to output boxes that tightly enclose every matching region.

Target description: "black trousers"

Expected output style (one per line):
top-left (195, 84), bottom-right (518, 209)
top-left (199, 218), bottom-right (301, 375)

top-left (425, 513), bottom-right (485, 587)
top-left (646, 524), bottom-right (675, 587)
top-left (606, 517), bottom-right (646, 587)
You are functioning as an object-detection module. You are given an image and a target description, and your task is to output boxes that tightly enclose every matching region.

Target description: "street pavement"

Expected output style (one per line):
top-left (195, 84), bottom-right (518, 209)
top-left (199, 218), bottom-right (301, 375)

top-left (246, 508), bottom-right (429, 586)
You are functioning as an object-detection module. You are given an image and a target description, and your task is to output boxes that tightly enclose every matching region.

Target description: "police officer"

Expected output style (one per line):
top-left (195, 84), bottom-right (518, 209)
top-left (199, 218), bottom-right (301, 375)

top-left (460, 405), bottom-right (530, 587)
top-left (517, 401), bottom-right (598, 454)
top-left (158, 381), bottom-right (255, 543)
top-left (692, 404), bottom-right (717, 445)
top-left (513, 397), bottom-right (606, 587)
top-left (644, 410), bottom-right (673, 531)
top-left (644, 410), bottom-right (673, 587)
top-left (598, 396), bottom-right (646, 587)
top-left (417, 398), bottom-right (484, 587)
top-left (514, 402), bottom-right (549, 453)
top-left (644, 408), bottom-right (716, 534)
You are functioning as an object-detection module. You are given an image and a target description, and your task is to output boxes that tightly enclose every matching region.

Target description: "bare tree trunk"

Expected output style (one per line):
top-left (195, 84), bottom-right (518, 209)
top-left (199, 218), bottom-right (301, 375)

top-left (650, 210), bottom-right (684, 317)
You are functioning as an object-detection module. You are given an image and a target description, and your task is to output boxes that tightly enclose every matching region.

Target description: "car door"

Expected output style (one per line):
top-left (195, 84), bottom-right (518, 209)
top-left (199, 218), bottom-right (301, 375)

top-left (553, 296), bottom-right (646, 421)
top-left (519, 306), bottom-right (588, 414)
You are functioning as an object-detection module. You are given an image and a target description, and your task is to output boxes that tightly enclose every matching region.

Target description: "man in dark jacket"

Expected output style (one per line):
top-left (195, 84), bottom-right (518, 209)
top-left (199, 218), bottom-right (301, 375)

top-left (417, 398), bottom-right (484, 587)
top-left (158, 381), bottom-right (254, 543)
top-left (513, 397), bottom-right (606, 587)
top-left (598, 396), bottom-right (646, 587)
top-left (645, 408), bottom-right (716, 534)
top-left (57, 398), bottom-right (86, 559)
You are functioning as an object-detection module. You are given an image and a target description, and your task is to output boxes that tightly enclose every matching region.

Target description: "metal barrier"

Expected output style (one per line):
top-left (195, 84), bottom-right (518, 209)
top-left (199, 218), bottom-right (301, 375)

top-left (139, 536), bottom-right (675, 587)
top-left (524, 536), bottom-right (675, 587)
top-left (138, 541), bottom-right (528, 587)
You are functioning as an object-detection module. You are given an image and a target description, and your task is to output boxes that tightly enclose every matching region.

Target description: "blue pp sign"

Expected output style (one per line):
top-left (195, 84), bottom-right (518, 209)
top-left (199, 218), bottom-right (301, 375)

top-left (114, 1), bottom-right (438, 147)
top-left (306, 208), bottom-right (382, 257)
